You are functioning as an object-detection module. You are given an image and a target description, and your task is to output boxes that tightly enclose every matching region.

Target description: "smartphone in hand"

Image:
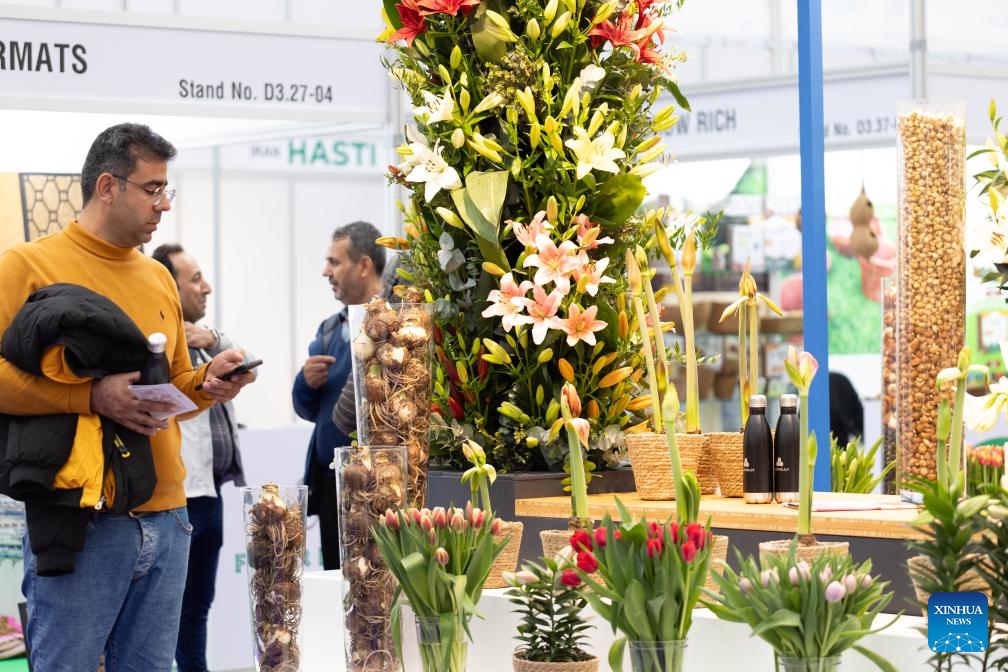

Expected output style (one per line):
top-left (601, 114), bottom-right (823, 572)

top-left (218, 358), bottom-right (263, 381)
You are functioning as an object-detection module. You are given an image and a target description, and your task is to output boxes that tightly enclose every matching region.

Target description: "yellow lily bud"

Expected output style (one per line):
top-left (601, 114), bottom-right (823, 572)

top-left (541, 63), bottom-right (553, 94)
top-left (511, 157), bottom-right (522, 179)
top-left (681, 229), bottom-right (697, 275)
top-left (466, 139), bottom-right (504, 164)
top-left (626, 395), bottom-right (653, 412)
top-left (437, 64), bottom-right (452, 86)
top-left (559, 81), bottom-right (579, 119)
top-left (403, 223), bottom-right (420, 240)
top-left (482, 338), bottom-right (512, 366)
top-left (635, 136), bottom-right (661, 154)
top-left (436, 207), bottom-right (466, 229)
top-left (528, 121), bottom-right (541, 150)
top-left (456, 361), bottom-right (469, 385)
top-left (471, 92), bottom-right (505, 116)
top-left (630, 163), bottom-right (662, 178)
top-left (586, 108), bottom-right (606, 137)
top-left (587, 399), bottom-right (601, 419)
top-left (618, 311), bottom-right (629, 338)
top-left (473, 132), bottom-right (504, 152)
top-left (482, 261), bottom-right (506, 276)
top-left (450, 45), bottom-right (462, 70)
top-left (549, 132), bottom-right (564, 153)
top-left (544, 115), bottom-right (557, 135)
top-left (414, 39), bottom-right (430, 57)
top-left (545, 399), bottom-right (560, 424)
top-left (626, 249), bottom-right (642, 294)
top-left (547, 197), bottom-right (558, 225)
top-left (527, 18), bottom-right (541, 40)
top-left (655, 223), bottom-right (675, 266)
top-left (551, 11), bottom-right (572, 39)
top-left (558, 358), bottom-right (575, 382)
top-left (591, 0), bottom-right (618, 26)
top-left (543, 0), bottom-right (558, 24)
top-left (636, 142), bottom-right (667, 165)
top-left (652, 113), bottom-right (680, 133)
top-left (537, 348), bottom-right (554, 364)
top-left (515, 87), bottom-right (537, 120)
top-left (451, 127), bottom-right (466, 148)
top-left (459, 88), bottom-right (471, 113)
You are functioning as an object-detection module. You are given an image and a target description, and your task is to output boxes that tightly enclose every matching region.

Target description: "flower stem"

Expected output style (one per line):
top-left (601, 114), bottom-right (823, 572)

top-left (632, 285), bottom-right (664, 433)
top-left (738, 307), bottom-right (748, 426)
top-left (566, 424), bottom-right (590, 525)
top-left (480, 479), bottom-right (493, 519)
top-left (683, 273), bottom-right (699, 433)
top-left (798, 392), bottom-right (811, 536)
top-left (949, 378), bottom-right (966, 487)
top-left (748, 299), bottom-right (759, 405)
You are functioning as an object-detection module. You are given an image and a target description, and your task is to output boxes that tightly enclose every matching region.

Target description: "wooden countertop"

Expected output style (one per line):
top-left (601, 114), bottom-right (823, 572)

top-left (514, 492), bottom-right (926, 541)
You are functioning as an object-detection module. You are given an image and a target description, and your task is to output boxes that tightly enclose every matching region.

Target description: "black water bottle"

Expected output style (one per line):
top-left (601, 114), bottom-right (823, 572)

top-left (743, 394), bottom-right (773, 504)
top-left (774, 393), bottom-right (800, 503)
top-left (138, 332), bottom-right (170, 385)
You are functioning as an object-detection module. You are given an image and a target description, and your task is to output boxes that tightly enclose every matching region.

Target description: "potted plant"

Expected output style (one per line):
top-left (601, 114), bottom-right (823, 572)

top-left (710, 258), bottom-right (782, 497)
top-left (758, 347), bottom-right (848, 563)
top-left (705, 543), bottom-right (899, 672)
top-left (462, 438), bottom-right (523, 588)
top-left (571, 499), bottom-right (713, 672)
top-left (503, 554), bottom-right (598, 672)
top-left (377, 0), bottom-right (690, 475)
top-left (372, 504), bottom-right (506, 672)
top-left (905, 348), bottom-right (993, 625)
top-left (830, 436), bottom-right (895, 494)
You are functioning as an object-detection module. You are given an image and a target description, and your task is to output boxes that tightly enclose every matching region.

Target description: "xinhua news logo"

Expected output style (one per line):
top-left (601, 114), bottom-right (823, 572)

top-left (928, 592), bottom-right (988, 653)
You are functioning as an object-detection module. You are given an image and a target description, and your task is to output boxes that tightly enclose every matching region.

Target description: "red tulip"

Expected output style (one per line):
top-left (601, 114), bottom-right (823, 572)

top-left (570, 529), bottom-right (592, 552)
top-left (685, 522), bottom-right (705, 550)
top-left (668, 521), bottom-right (679, 542)
top-left (576, 551), bottom-right (599, 573)
top-left (560, 568), bottom-right (582, 587)
top-left (593, 527), bottom-right (607, 548)
top-left (646, 537), bottom-right (663, 558)
top-left (680, 540), bottom-right (697, 563)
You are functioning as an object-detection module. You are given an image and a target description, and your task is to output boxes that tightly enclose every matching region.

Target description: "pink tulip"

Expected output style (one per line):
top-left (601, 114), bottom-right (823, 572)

top-left (450, 512), bottom-right (466, 532)
top-left (384, 509), bottom-right (399, 529)
top-left (514, 570), bottom-right (537, 585)
top-left (431, 507), bottom-right (448, 528)
top-left (843, 573), bottom-right (858, 595)
top-left (490, 518), bottom-right (502, 535)
top-left (434, 547), bottom-right (449, 565)
top-left (824, 580), bottom-right (847, 603)
top-left (739, 577), bottom-right (753, 594)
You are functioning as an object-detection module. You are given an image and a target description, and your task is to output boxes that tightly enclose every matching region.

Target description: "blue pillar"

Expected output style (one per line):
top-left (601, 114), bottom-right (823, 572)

top-left (796, 0), bottom-right (831, 490)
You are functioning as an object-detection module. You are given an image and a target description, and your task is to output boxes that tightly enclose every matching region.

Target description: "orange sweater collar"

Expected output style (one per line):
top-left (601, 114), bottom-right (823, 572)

top-left (65, 220), bottom-right (138, 261)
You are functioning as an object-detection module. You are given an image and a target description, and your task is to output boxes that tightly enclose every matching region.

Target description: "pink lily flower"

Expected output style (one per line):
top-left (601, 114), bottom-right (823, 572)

top-left (573, 257), bottom-right (617, 297)
top-left (557, 304), bottom-right (607, 347)
top-left (511, 211), bottom-right (553, 248)
top-left (516, 285), bottom-right (563, 345)
top-left (523, 233), bottom-right (580, 294)
top-left (574, 214), bottom-right (614, 249)
top-left (784, 346), bottom-right (819, 394)
top-left (482, 272), bottom-right (533, 331)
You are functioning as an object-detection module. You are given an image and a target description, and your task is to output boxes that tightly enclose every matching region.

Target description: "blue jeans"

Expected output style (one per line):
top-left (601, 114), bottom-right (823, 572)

top-left (175, 494), bottom-right (223, 672)
top-left (22, 507), bottom-right (192, 672)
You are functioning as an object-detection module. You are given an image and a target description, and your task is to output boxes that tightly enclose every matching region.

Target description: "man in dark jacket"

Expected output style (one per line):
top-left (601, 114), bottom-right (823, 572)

top-left (292, 221), bottom-right (384, 570)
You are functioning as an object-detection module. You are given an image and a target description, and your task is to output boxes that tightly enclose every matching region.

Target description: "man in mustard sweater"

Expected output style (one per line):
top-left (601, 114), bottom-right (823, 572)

top-left (0, 123), bottom-right (255, 671)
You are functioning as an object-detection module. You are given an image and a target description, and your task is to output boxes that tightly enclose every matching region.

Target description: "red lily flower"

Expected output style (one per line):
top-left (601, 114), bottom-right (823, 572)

top-left (416, 0), bottom-right (481, 17)
top-left (389, 0), bottom-right (427, 46)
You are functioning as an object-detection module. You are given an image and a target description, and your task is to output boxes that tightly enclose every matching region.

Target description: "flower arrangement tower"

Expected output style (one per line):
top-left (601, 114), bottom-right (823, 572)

top-left (379, 0), bottom-right (692, 473)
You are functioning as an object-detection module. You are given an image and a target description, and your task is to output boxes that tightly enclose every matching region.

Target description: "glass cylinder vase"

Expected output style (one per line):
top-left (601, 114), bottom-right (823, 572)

top-left (880, 277), bottom-right (898, 495)
top-left (242, 483), bottom-right (308, 672)
top-left (895, 100), bottom-right (966, 483)
top-left (627, 639), bottom-right (686, 672)
top-left (335, 445), bottom-right (407, 672)
top-left (777, 655), bottom-right (842, 672)
top-left (350, 299), bottom-right (433, 508)
top-left (414, 614), bottom-right (468, 672)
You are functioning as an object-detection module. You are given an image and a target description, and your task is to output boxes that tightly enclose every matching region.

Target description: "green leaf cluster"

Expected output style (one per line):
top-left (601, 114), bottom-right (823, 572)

top-left (705, 543), bottom-right (898, 670)
top-left (829, 435), bottom-right (894, 494)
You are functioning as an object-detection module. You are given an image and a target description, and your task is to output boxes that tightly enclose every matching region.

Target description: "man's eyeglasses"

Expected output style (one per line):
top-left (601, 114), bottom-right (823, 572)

top-left (111, 175), bottom-right (176, 206)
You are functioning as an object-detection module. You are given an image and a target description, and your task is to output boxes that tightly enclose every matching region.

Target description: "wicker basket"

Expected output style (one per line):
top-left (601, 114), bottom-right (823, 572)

top-left (539, 529), bottom-right (572, 560)
top-left (485, 520), bottom-right (524, 589)
top-left (758, 538), bottom-right (850, 565)
top-left (707, 432), bottom-right (744, 497)
top-left (696, 432), bottom-right (718, 495)
top-left (907, 554), bottom-right (994, 621)
top-left (512, 652), bottom-right (599, 672)
top-left (626, 433), bottom-right (703, 500)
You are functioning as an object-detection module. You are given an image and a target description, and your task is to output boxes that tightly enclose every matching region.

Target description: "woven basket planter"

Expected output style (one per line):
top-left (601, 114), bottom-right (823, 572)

top-left (626, 433), bottom-right (703, 500)
top-left (512, 652), bottom-right (599, 672)
top-left (707, 431), bottom-right (744, 497)
top-left (485, 520), bottom-right (524, 589)
top-left (539, 528), bottom-right (572, 560)
top-left (907, 554), bottom-right (994, 621)
top-left (758, 538), bottom-right (850, 565)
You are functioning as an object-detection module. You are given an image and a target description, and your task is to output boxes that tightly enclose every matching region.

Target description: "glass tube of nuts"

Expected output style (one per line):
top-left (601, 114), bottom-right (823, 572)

top-left (880, 277), bottom-right (898, 494)
top-left (895, 100), bottom-right (966, 484)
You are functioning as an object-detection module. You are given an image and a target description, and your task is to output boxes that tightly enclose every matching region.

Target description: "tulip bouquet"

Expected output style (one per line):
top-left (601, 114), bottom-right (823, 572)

top-left (378, 0), bottom-right (693, 472)
top-left (372, 504), bottom-right (506, 672)
top-left (966, 443), bottom-right (1005, 496)
top-left (569, 500), bottom-right (712, 672)
top-left (705, 546), bottom-right (898, 672)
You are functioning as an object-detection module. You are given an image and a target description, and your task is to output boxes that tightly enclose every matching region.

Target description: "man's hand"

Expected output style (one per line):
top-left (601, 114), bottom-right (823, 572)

top-left (200, 349), bottom-right (256, 401)
top-left (302, 355), bottom-right (335, 389)
top-left (91, 372), bottom-right (172, 436)
top-left (184, 322), bottom-right (217, 350)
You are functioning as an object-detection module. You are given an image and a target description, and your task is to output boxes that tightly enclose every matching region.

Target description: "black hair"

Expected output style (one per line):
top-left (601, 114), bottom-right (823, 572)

top-left (151, 242), bottom-right (185, 280)
top-left (81, 123), bottom-right (177, 205)
top-left (332, 221), bottom-right (386, 276)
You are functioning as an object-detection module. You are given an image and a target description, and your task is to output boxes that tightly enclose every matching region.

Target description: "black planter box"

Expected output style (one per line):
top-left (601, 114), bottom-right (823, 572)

top-left (426, 467), bottom-right (637, 563)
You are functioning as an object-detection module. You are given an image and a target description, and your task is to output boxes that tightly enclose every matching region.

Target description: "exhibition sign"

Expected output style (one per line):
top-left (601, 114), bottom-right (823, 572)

top-left (0, 11), bottom-right (387, 121)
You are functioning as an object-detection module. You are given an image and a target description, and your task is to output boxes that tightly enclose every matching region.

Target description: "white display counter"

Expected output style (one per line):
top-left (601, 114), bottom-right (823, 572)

top-left (300, 571), bottom-right (956, 672)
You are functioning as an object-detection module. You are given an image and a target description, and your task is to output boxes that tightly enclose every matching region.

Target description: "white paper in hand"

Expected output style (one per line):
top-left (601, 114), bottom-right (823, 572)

top-left (129, 383), bottom-right (199, 420)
